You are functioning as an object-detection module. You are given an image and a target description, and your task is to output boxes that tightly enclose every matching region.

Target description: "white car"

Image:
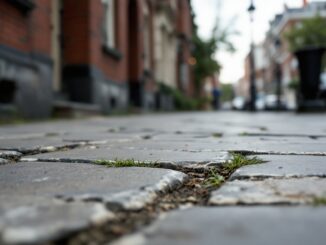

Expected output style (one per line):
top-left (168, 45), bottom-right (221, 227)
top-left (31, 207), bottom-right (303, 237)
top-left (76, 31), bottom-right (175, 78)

top-left (265, 94), bottom-right (286, 110)
top-left (232, 97), bottom-right (246, 110)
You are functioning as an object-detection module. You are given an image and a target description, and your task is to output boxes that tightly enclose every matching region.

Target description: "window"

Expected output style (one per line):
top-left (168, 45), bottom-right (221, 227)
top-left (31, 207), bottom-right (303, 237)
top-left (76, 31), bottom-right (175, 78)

top-left (8, 0), bottom-right (35, 12)
top-left (143, 3), bottom-right (151, 70)
top-left (102, 0), bottom-right (116, 48)
top-left (0, 80), bottom-right (16, 104)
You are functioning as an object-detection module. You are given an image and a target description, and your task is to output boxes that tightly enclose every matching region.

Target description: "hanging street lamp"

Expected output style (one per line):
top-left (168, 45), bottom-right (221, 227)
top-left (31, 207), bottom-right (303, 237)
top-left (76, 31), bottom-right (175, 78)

top-left (248, 0), bottom-right (257, 111)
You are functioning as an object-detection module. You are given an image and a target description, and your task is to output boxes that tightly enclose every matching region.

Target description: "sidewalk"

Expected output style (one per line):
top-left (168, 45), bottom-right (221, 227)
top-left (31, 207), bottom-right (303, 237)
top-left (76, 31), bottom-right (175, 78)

top-left (0, 112), bottom-right (326, 244)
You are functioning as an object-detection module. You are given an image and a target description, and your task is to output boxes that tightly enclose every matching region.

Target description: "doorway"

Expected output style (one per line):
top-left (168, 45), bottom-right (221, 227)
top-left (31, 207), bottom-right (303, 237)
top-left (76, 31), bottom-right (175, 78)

top-left (128, 0), bottom-right (142, 107)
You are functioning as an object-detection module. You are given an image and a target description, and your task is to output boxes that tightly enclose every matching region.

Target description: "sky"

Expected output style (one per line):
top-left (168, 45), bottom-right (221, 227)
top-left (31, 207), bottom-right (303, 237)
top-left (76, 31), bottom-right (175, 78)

top-left (191, 0), bottom-right (305, 83)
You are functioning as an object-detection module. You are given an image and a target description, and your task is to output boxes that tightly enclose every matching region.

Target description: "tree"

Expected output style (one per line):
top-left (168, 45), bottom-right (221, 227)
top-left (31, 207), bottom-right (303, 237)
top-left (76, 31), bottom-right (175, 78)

top-left (220, 83), bottom-right (234, 102)
top-left (192, 23), bottom-right (220, 92)
top-left (192, 13), bottom-right (238, 94)
top-left (284, 15), bottom-right (326, 52)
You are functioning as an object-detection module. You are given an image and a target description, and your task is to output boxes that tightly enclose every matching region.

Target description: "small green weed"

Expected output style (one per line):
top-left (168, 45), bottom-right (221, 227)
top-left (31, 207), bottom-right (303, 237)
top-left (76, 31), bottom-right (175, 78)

top-left (204, 169), bottom-right (225, 188)
top-left (313, 197), bottom-right (326, 206)
top-left (212, 133), bottom-right (223, 138)
top-left (239, 132), bottom-right (249, 136)
top-left (94, 159), bottom-right (150, 168)
top-left (224, 153), bottom-right (264, 172)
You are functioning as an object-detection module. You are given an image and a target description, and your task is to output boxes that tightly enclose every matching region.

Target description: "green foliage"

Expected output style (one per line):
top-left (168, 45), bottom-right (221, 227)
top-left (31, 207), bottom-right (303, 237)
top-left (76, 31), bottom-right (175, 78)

top-left (224, 154), bottom-right (265, 172)
top-left (192, 29), bottom-right (221, 91)
top-left (204, 169), bottom-right (225, 188)
top-left (220, 83), bottom-right (234, 102)
top-left (259, 127), bottom-right (268, 132)
top-left (159, 83), bottom-right (209, 111)
top-left (192, 16), bottom-right (238, 92)
top-left (94, 159), bottom-right (150, 168)
top-left (212, 132), bottom-right (223, 138)
top-left (172, 89), bottom-right (198, 111)
top-left (284, 15), bottom-right (326, 52)
top-left (313, 197), bottom-right (326, 206)
top-left (239, 132), bottom-right (249, 136)
top-left (288, 79), bottom-right (300, 91)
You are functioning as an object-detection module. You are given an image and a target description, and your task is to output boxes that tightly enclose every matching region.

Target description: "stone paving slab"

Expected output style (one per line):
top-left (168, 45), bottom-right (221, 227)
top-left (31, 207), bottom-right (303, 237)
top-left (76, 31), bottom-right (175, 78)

top-left (216, 136), bottom-right (326, 154)
top-left (2, 112), bottom-right (326, 137)
top-left (22, 146), bottom-right (229, 165)
top-left (0, 119), bottom-right (109, 137)
top-left (0, 161), bottom-right (187, 244)
top-left (113, 207), bottom-right (326, 245)
top-left (0, 138), bottom-right (85, 154)
top-left (0, 158), bottom-right (8, 165)
top-left (97, 135), bottom-right (326, 156)
top-left (231, 155), bottom-right (326, 180)
top-left (0, 162), bottom-right (187, 210)
top-left (0, 150), bottom-right (22, 160)
top-left (0, 201), bottom-right (112, 245)
top-left (61, 131), bottom-right (145, 143)
top-left (209, 177), bottom-right (326, 205)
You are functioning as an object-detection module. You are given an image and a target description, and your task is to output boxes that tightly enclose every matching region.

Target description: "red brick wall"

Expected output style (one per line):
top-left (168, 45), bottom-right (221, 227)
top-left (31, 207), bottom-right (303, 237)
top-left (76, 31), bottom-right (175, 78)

top-left (30, 0), bottom-right (52, 55)
top-left (89, 0), bottom-right (129, 83)
top-left (177, 0), bottom-right (192, 38)
top-left (62, 0), bottom-right (91, 65)
top-left (0, 0), bottom-right (51, 55)
top-left (128, 0), bottom-right (145, 82)
top-left (63, 0), bottom-right (143, 85)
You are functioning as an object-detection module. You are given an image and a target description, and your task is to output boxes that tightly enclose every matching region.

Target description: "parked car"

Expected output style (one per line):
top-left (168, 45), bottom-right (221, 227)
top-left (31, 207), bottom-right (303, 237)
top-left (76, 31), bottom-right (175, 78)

top-left (255, 93), bottom-right (266, 111)
top-left (232, 96), bottom-right (246, 110)
top-left (264, 94), bottom-right (287, 110)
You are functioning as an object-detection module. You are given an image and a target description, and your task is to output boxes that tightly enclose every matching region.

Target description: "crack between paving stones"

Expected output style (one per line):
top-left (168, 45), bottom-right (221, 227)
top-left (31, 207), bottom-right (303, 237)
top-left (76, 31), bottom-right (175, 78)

top-left (12, 152), bottom-right (306, 245)
top-left (42, 152), bottom-right (269, 245)
top-left (231, 174), bottom-right (326, 181)
top-left (1, 142), bottom-right (107, 164)
top-left (239, 133), bottom-right (326, 139)
top-left (43, 163), bottom-right (233, 245)
top-left (19, 157), bottom-right (221, 172)
top-left (16, 151), bottom-right (324, 244)
top-left (230, 150), bottom-right (326, 156)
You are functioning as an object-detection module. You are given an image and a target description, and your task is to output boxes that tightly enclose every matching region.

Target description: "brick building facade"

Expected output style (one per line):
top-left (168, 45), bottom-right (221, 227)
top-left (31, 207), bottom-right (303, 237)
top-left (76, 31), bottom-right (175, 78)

top-left (0, 0), bottom-right (53, 118)
top-left (0, 0), bottom-right (194, 118)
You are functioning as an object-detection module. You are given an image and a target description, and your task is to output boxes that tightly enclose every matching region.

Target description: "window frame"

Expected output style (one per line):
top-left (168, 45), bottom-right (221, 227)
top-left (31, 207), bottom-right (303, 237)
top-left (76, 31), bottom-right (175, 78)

top-left (101, 0), bottom-right (122, 60)
top-left (102, 0), bottom-right (116, 49)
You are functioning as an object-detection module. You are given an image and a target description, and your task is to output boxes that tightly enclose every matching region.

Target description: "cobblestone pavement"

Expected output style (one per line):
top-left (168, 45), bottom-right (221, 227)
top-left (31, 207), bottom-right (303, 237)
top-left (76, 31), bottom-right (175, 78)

top-left (1, 112), bottom-right (326, 244)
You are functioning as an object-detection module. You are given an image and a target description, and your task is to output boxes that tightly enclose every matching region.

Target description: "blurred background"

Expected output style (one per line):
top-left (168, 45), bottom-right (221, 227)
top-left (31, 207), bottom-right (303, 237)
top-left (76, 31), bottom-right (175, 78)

top-left (0, 0), bottom-right (325, 121)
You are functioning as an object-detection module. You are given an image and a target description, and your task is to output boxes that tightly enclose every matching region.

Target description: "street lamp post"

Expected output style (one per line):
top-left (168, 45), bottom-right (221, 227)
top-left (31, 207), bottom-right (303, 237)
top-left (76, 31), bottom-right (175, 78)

top-left (248, 0), bottom-right (256, 112)
top-left (274, 38), bottom-right (283, 110)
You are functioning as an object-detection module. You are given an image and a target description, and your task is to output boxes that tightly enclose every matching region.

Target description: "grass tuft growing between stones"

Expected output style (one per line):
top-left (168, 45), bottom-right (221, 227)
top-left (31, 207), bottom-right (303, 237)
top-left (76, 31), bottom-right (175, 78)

top-left (94, 159), bottom-right (151, 168)
top-left (239, 132), bottom-right (249, 136)
top-left (204, 169), bottom-right (225, 188)
top-left (312, 197), bottom-right (326, 206)
top-left (259, 127), bottom-right (268, 132)
top-left (224, 153), bottom-right (265, 173)
top-left (212, 132), bottom-right (223, 138)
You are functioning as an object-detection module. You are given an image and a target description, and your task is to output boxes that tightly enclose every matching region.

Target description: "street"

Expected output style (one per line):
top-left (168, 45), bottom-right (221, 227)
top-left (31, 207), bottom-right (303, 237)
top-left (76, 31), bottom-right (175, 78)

top-left (1, 111), bottom-right (326, 244)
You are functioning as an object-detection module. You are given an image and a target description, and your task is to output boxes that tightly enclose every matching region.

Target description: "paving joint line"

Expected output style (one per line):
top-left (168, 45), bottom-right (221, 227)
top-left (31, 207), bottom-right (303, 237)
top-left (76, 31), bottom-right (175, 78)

top-left (230, 150), bottom-right (326, 156)
top-left (231, 175), bottom-right (326, 181)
